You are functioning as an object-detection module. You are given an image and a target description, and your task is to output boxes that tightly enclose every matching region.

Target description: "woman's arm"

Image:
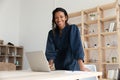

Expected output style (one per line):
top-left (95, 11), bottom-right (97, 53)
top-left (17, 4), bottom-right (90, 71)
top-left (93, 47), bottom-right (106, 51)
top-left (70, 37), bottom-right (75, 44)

top-left (78, 59), bottom-right (90, 71)
top-left (45, 30), bottom-right (56, 71)
top-left (70, 25), bottom-right (90, 71)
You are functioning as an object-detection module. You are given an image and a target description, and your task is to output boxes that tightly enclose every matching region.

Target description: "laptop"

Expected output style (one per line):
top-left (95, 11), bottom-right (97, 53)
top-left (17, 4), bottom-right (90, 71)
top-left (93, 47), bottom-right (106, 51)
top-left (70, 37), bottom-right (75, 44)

top-left (26, 51), bottom-right (51, 72)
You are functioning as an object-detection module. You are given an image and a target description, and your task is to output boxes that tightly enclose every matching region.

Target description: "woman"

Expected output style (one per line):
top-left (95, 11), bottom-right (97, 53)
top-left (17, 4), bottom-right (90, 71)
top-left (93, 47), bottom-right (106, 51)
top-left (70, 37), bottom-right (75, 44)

top-left (45, 7), bottom-right (89, 71)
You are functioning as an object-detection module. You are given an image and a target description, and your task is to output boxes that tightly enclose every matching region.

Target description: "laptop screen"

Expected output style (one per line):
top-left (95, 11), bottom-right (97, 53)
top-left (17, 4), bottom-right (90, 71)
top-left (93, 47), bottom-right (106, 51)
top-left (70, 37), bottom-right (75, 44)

top-left (26, 51), bottom-right (51, 72)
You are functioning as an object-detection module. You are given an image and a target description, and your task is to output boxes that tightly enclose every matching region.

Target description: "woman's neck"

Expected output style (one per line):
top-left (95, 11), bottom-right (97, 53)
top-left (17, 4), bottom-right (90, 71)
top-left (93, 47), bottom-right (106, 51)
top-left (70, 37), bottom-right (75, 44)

top-left (58, 24), bottom-right (66, 30)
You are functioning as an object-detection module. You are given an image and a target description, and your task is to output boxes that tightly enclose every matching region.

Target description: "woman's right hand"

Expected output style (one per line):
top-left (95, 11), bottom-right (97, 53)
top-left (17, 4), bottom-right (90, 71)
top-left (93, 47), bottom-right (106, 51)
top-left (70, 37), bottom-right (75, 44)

top-left (49, 64), bottom-right (55, 70)
top-left (49, 60), bottom-right (55, 70)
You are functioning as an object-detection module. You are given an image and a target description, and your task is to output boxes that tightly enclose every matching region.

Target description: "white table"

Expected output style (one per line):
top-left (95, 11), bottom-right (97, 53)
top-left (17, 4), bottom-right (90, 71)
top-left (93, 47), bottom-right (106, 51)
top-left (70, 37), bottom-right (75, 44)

top-left (0, 70), bottom-right (102, 80)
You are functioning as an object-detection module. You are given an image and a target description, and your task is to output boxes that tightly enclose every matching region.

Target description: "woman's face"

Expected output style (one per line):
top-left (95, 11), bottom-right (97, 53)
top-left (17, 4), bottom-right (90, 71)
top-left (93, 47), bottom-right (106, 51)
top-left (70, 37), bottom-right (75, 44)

top-left (54, 11), bottom-right (67, 30)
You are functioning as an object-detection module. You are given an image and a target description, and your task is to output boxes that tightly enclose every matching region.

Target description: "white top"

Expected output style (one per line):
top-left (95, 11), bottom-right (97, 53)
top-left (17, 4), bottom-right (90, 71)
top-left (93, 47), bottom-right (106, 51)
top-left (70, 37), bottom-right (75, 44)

top-left (0, 70), bottom-right (102, 80)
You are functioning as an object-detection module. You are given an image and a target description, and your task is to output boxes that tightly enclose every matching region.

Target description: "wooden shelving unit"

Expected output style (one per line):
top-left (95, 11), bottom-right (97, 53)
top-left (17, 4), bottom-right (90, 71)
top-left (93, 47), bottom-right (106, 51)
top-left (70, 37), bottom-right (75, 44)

top-left (0, 44), bottom-right (23, 70)
top-left (69, 1), bottom-right (120, 80)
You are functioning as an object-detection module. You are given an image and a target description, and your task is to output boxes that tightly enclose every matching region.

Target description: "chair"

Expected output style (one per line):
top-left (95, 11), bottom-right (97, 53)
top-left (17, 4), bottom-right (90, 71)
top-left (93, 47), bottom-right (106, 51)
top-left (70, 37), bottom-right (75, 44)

top-left (0, 62), bottom-right (16, 71)
top-left (81, 64), bottom-right (98, 80)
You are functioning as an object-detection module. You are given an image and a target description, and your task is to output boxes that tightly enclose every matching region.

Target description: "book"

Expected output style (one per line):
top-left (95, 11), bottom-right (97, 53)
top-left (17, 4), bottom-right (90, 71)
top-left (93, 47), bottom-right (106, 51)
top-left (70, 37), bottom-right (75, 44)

top-left (84, 41), bottom-right (88, 48)
top-left (117, 68), bottom-right (120, 80)
top-left (109, 22), bottom-right (115, 32)
top-left (107, 69), bottom-right (119, 80)
top-left (107, 70), bottom-right (115, 79)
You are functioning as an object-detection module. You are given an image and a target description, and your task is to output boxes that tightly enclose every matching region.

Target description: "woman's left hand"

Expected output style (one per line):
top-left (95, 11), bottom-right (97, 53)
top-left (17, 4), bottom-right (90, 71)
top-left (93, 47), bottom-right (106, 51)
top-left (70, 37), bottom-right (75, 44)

top-left (78, 59), bottom-right (90, 71)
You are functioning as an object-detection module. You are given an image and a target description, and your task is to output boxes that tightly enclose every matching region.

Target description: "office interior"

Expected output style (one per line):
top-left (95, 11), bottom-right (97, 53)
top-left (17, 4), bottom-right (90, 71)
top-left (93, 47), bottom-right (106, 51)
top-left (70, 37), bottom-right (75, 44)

top-left (0, 0), bottom-right (120, 80)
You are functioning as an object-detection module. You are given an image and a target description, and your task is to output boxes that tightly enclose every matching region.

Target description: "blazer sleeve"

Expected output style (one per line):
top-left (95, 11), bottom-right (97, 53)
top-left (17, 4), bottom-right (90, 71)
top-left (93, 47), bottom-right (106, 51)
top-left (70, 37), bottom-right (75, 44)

top-left (45, 30), bottom-right (57, 61)
top-left (70, 24), bottom-right (84, 61)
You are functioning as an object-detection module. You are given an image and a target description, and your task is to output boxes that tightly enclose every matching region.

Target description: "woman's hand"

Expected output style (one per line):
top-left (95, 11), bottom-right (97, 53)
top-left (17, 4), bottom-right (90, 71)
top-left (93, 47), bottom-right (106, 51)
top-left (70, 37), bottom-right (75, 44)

top-left (78, 59), bottom-right (90, 71)
top-left (80, 66), bottom-right (91, 71)
top-left (49, 64), bottom-right (55, 70)
top-left (49, 60), bottom-right (55, 70)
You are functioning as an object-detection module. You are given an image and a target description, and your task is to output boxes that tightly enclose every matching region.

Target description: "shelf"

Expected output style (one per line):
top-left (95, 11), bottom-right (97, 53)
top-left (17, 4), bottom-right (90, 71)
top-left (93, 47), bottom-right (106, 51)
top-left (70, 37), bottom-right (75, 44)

top-left (16, 46), bottom-right (23, 48)
top-left (102, 62), bottom-right (119, 65)
top-left (100, 16), bottom-right (116, 22)
top-left (7, 45), bottom-right (15, 48)
top-left (76, 23), bottom-right (88, 27)
top-left (102, 78), bottom-right (109, 80)
top-left (16, 65), bottom-right (22, 67)
top-left (84, 48), bottom-right (98, 50)
top-left (7, 55), bottom-right (14, 57)
top-left (0, 44), bottom-right (6, 47)
top-left (101, 31), bottom-right (117, 36)
top-left (84, 7), bottom-right (97, 14)
top-left (86, 20), bottom-right (98, 25)
top-left (84, 33), bottom-right (98, 37)
top-left (101, 46), bottom-right (117, 49)
top-left (76, 23), bottom-right (82, 27)
top-left (15, 55), bottom-right (22, 57)
top-left (69, 1), bottom-right (120, 80)
top-left (68, 11), bottom-right (81, 18)
top-left (0, 55), bottom-right (6, 57)
top-left (85, 62), bottom-right (99, 64)
top-left (100, 2), bottom-right (116, 10)
top-left (0, 45), bottom-right (23, 70)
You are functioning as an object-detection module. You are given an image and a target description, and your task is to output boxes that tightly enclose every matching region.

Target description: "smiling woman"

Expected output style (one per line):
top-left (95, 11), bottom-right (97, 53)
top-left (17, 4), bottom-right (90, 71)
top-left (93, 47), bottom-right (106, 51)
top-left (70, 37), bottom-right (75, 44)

top-left (45, 7), bottom-right (90, 71)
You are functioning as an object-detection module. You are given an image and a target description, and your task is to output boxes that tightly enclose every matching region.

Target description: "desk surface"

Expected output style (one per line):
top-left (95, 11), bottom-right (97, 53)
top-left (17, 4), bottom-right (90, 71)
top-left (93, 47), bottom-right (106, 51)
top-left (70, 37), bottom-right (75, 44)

top-left (0, 70), bottom-right (102, 80)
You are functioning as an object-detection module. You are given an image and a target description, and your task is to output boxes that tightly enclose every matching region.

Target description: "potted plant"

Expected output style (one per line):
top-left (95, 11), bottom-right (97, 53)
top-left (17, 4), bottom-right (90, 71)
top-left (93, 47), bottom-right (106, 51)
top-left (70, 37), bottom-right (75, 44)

top-left (89, 13), bottom-right (96, 20)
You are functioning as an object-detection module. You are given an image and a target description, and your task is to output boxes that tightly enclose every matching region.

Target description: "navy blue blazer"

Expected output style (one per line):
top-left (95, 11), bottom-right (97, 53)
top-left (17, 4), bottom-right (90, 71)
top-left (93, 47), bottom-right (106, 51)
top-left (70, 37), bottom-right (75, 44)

top-left (45, 24), bottom-right (84, 71)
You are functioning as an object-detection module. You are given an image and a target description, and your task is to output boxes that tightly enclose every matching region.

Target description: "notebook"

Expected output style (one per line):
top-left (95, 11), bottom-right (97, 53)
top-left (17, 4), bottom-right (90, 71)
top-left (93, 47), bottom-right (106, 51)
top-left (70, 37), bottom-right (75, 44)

top-left (26, 51), bottom-right (51, 72)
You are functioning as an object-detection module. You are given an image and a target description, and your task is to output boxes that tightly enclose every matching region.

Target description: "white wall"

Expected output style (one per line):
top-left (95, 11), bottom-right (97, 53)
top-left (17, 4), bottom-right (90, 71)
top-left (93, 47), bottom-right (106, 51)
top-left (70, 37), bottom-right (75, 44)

top-left (0, 0), bottom-right (20, 45)
top-left (19, 0), bottom-right (54, 69)
top-left (19, 0), bottom-right (54, 52)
